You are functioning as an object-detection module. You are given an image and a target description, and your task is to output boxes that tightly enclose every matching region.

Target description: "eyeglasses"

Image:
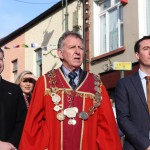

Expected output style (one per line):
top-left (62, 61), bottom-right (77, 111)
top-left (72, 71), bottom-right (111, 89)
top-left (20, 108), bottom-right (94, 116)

top-left (22, 78), bottom-right (35, 83)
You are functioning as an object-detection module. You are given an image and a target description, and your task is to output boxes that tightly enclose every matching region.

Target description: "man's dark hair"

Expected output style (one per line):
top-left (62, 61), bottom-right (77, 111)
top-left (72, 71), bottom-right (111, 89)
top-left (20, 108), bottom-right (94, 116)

top-left (134, 36), bottom-right (150, 53)
top-left (0, 48), bottom-right (4, 58)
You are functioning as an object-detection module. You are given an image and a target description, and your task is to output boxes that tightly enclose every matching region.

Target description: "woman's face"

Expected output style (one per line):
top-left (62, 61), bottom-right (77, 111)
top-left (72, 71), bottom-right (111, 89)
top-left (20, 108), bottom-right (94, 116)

top-left (20, 74), bottom-right (35, 95)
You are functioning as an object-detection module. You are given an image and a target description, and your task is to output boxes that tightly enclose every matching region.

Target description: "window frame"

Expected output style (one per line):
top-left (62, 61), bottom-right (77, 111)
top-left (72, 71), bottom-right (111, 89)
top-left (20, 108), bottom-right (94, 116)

top-left (35, 48), bottom-right (42, 77)
top-left (138, 0), bottom-right (150, 37)
top-left (93, 0), bottom-right (123, 56)
top-left (12, 59), bottom-right (18, 81)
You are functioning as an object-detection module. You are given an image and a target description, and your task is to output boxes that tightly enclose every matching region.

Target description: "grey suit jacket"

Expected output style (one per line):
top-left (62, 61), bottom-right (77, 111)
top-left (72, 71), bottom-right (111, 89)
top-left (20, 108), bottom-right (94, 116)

top-left (115, 72), bottom-right (150, 150)
top-left (0, 78), bottom-right (27, 148)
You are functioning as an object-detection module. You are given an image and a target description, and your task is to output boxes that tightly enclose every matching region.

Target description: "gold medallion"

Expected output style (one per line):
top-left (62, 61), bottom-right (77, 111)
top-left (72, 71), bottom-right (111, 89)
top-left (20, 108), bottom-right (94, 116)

top-left (56, 112), bottom-right (65, 121)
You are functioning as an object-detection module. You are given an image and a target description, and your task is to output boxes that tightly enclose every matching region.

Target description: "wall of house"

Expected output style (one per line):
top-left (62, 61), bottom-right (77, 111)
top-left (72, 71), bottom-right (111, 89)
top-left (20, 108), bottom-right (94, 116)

top-left (25, 1), bottom-right (83, 76)
top-left (1, 35), bottom-right (26, 82)
top-left (89, 0), bottom-right (140, 75)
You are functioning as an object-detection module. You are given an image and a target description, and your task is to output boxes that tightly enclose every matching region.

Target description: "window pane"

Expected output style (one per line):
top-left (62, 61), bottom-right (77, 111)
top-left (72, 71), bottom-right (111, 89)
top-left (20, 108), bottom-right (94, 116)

top-left (115, 0), bottom-right (120, 3)
top-left (100, 0), bottom-right (111, 12)
top-left (12, 60), bottom-right (18, 72)
top-left (36, 48), bottom-right (42, 77)
top-left (109, 8), bottom-right (118, 51)
top-left (97, 0), bottom-right (123, 55)
top-left (119, 5), bottom-right (123, 21)
top-left (12, 60), bottom-right (18, 82)
top-left (146, 0), bottom-right (150, 34)
top-left (119, 6), bottom-right (124, 46)
top-left (37, 51), bottom-right (42, 60)
top-left (36, 61), bottom-right (42, 77)
top-left (100, 15), bottom-right (106, 53)
top-left (120, 23), bottom-right (124, 46)
top-left (13, 71), bottom-right (18, 81)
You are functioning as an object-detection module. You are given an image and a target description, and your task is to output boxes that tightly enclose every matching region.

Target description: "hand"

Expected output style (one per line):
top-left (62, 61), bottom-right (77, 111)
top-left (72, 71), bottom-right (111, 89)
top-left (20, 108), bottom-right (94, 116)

top-left (146, 146), bottom-right (150, 150)
top-left (24, 74), bottom-right (37, 81)
top-left (0, 141), bottom-right (16, 150)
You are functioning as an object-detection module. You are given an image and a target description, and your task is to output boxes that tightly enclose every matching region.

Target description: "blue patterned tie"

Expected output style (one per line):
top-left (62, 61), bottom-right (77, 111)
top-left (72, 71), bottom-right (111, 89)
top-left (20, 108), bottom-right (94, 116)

top-left (68, 72), bottom-right (77, 90)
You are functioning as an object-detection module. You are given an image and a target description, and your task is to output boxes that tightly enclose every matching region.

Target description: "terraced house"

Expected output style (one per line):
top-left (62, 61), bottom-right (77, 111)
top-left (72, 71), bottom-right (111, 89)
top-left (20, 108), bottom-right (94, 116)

top-left (0, 0), bottom-right (150, 98)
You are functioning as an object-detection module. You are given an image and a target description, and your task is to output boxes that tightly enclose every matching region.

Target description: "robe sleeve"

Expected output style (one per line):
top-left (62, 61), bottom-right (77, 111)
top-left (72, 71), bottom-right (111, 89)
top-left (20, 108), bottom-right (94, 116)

top-left (19, 76), bottom-right (49, 150)
top-left (96, 84), bottom-right (122, 150)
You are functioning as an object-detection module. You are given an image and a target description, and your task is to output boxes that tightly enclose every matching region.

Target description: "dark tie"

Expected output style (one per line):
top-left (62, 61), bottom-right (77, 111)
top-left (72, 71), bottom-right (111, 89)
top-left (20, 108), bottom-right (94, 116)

top-left (68, 72), bottom-right (77, 90)
top-left (145, 76), bottom-right (150, 114)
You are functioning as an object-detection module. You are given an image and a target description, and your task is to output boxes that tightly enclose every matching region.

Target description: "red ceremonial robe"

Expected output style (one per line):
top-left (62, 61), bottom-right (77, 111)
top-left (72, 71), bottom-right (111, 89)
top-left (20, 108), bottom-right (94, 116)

top-left (19, 68), bottom-right (122, 150)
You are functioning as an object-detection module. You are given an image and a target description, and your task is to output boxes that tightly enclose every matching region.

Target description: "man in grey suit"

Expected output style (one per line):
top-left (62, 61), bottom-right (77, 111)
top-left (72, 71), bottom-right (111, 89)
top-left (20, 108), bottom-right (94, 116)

top-left (115, 36), bottom-right (150, 150)
top-left (0, 48), bottom-right (27, 150)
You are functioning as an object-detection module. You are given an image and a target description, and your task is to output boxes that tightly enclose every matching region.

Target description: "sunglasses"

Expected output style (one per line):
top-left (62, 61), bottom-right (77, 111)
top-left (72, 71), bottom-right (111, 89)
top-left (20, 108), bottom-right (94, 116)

top-left (22, 78), bottom-right (35, 83)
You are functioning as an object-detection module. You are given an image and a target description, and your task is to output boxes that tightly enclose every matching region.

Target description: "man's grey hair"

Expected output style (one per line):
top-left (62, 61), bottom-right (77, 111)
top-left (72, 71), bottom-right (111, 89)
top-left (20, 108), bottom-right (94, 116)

top-left (57, 31), bottom-right (84, 50)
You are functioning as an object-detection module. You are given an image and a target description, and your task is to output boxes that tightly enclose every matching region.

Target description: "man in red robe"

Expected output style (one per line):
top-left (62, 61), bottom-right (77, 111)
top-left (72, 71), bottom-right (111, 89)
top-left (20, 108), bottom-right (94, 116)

top-left (19, 31), bottom-right (122, 150)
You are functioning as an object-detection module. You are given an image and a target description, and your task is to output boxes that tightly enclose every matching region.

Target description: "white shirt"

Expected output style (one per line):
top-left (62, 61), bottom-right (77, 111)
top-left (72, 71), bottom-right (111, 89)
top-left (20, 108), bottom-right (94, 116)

top-left (138, 69), bottom-right (148, 101)
top-left (61, 65), bottom-right (80, 85)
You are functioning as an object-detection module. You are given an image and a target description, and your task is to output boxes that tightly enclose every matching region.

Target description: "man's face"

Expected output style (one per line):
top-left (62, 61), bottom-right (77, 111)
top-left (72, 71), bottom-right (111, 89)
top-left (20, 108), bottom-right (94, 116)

top-left (57, 36), bottom-right (84, 71)
top-left (0, 52), bottom-right (4, 74)
top-left (136, 39), bottom-right (150, 68)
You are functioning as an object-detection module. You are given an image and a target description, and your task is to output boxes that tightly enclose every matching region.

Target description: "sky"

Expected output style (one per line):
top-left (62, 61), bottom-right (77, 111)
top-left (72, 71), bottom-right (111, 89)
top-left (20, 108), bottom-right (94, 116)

top-left (0, 0), bottom-right (60, 38)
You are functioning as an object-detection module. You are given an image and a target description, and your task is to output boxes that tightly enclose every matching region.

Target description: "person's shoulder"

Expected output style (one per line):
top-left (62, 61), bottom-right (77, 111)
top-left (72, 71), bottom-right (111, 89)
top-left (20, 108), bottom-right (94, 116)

top-left (121, 72), bottom-right (137, 80)
top-left (2, 79), bottom-right (16, 86)
top-left (117, 72), bottom-right (138, 84)
top-left (2, 79), bottom-right (21, 91)
top-left (88, 72), bottom-right (102, 81)
top-left (46, 69), bottom-right (58, 75)
top-left (37, 69), bottom-right (58, 82)
top-left (88, 71), bottom-right (99, 77)
top-left (42, 69), bottom-right (56, 79)
top-left (2, 79), bottom-right (19, 87)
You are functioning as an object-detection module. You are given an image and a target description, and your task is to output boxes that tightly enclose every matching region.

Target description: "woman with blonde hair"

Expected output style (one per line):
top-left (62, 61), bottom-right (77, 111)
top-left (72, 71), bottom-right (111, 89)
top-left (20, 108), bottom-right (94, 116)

top-left (15, 71), bottom-right (37, 109)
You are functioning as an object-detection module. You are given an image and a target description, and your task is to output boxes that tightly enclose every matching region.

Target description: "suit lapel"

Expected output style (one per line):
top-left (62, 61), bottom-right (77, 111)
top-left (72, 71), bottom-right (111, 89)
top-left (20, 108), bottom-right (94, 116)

top-left (0, 79), bottom-right (4, 100)
top-left (131, 72), bottom-right (149, 113)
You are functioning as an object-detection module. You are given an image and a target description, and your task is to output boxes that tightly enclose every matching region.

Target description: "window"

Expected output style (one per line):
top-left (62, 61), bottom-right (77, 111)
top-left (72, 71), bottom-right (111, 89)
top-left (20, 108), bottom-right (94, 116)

top-left (12, 59), bottom-right (18, 81)
top-left (146, 0), bottom-right (150, 34)
top-left (139, 0), bottom-right (150, 37)
top-left (94, 0), bottom-right (123, 55)
top-left (36, 48), bottom-right (42, 77)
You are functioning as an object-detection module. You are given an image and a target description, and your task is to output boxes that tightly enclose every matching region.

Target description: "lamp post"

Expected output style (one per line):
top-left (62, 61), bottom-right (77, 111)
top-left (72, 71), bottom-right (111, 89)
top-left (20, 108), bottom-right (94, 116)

top-left (113, 62), bottom-right (132, 78)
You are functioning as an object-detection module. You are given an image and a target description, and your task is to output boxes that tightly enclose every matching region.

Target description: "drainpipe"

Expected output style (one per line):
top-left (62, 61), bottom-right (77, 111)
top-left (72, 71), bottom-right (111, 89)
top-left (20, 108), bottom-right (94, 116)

top-left (65, 0), bottom-right (69, 31)
top-left (83, 0), bottom-right (86, 70)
